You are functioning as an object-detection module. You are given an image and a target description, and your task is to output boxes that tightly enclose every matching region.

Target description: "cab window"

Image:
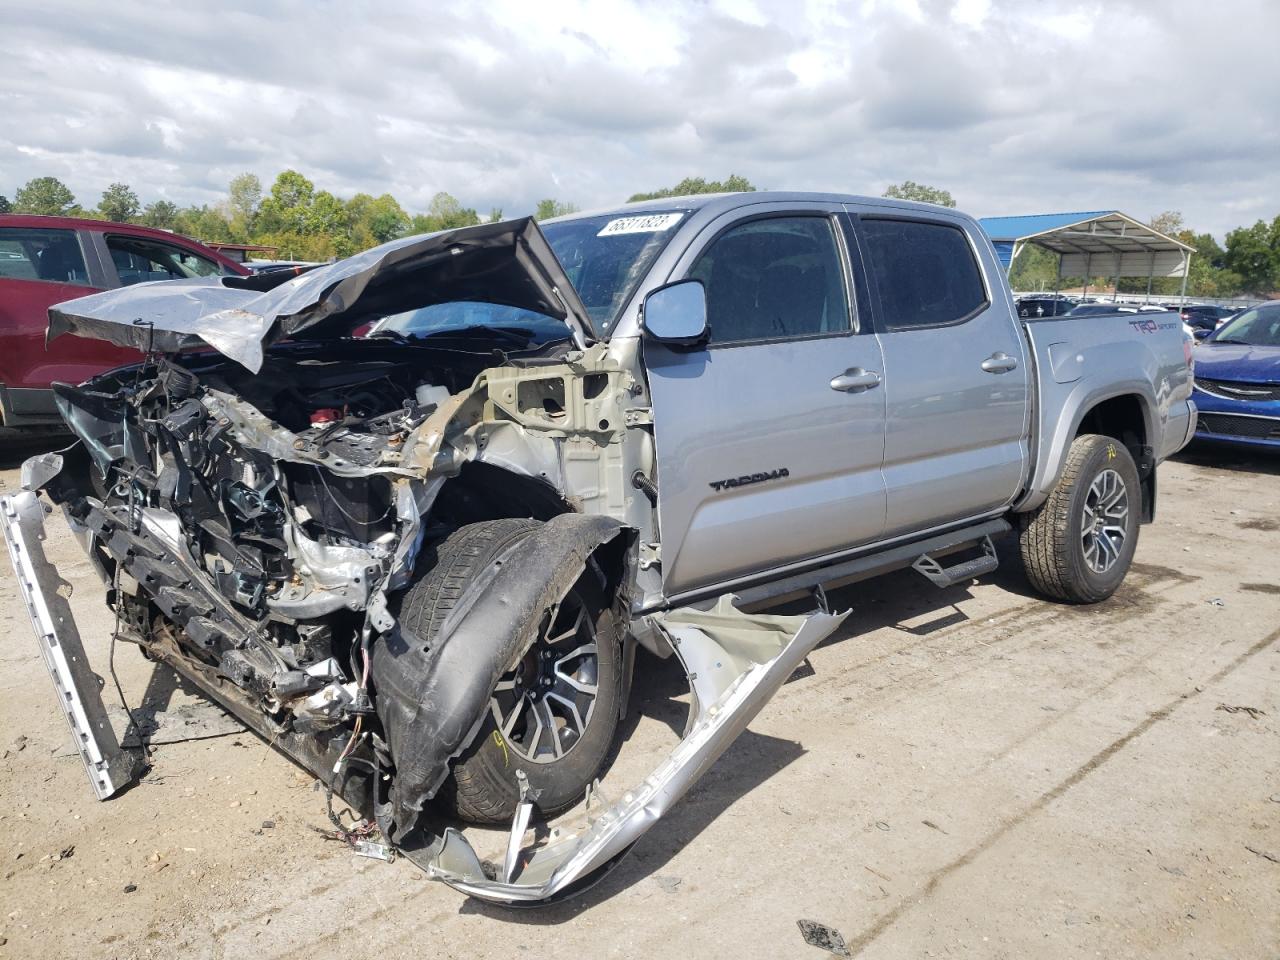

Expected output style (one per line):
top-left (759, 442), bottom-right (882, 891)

top-left (0, 228), bottom-right (89, 284)
top-left (688, 216), bottom-right (851, 345)
top-left (106, 235), bottom-right (225, 286)
top-left (861, 218), bottom-right (988, 331)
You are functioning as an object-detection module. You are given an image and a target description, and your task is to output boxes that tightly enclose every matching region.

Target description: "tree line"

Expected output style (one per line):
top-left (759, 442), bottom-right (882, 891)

top-left (3, 173), bottom-right (1274, 295)
top-left (0, 172), bottom-right (587, 262)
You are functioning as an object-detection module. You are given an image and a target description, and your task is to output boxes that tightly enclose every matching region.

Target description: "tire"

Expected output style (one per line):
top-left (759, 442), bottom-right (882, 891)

top-left (393, 518), bottom-right (623, 825)
top-left (1017, 433), bottom-right (1141, 604)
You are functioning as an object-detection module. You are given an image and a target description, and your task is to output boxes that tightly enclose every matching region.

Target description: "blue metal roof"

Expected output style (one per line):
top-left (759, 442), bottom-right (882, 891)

top-left (978, 211), bottom-right (1114, 242)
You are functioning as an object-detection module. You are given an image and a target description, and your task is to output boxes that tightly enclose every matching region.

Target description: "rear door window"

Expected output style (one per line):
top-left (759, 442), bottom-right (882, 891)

top-left (688, 216), bottom-right (851, 345)
top-left (861, 218), bottom-right (988, 331)
top-left (0, 228), bottom-right (90, 284)
top-left (105, 235), bottom-right (226, 286)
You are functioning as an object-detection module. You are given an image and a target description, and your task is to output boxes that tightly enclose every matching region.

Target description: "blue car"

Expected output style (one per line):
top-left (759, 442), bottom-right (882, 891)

top-left (1192, 300), bottom-right (1280, 448)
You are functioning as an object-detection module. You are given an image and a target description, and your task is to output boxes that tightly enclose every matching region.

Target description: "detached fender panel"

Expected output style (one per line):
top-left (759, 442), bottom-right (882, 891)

top-left (415, 596), bottom-right (848, 903)
top-left (371, 513), bottom-right (630, 841)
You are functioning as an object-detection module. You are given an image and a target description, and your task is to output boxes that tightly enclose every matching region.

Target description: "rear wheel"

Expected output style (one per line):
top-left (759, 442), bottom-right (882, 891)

top-left (396, 518), bottom-right (622, 824)
top-left (1018, 433), bottom-right (1141, 604)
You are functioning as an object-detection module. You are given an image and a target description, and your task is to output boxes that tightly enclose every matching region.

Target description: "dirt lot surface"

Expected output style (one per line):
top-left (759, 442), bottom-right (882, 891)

top-left (0, 440), bottom-right (1276, 959)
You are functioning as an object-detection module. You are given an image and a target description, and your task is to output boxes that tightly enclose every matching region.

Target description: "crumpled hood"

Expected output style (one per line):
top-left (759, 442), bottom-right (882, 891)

top-left (47, 217), bottom-right (595, 373)
top-left (1195, 342), bottom-right (1280, 383)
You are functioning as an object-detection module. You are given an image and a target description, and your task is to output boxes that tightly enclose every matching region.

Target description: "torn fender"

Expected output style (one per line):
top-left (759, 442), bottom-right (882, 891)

top-left (412, 596), bottom-right (848, 904)
top-left (370, 513), bottom-right (631, 842)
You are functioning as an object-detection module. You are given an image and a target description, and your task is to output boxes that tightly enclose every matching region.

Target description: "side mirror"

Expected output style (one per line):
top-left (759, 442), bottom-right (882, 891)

top-left (642, 280), bottom-right (708, 347)
top-left (1193, 328), bottom-right (1211, 340)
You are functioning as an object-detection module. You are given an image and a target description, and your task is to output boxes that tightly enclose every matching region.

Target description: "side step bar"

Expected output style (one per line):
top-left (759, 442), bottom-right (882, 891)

top-left (912, 534), bottom-right (999, 589)
top-left (1, 491), bottom-right (139, 799)
top-left (729, 518), bottom-right (1009, 610)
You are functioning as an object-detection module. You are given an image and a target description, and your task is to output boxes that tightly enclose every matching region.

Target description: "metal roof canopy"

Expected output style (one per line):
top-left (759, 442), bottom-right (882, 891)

top-left (979, 210), bottom-right (1195, 301)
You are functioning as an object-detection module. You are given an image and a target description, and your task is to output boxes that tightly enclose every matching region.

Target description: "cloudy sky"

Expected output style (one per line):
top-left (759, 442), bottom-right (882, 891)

top-left (2, 0), bottom-right (1274, 238)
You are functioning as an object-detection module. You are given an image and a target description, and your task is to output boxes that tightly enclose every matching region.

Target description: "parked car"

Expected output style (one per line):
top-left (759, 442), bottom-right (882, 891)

top-left (1180, 304), bottom-right (1237, 340)
top-left (0, 215), bottom-right (248, 434)
top-left (1192, 301), bottom-right (1280, 447)
top-left (1065, 302), bottom-right (1168, 318)
top-left (0, 193), bottom-right (1195, 904)
top-left (1016, 295), bottom-right (1076, 318)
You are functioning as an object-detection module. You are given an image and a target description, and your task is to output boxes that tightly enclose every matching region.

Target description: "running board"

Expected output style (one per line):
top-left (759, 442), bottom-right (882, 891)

top-left (1, 491), bottom-right (139, 799)
top-left (912, 534), bottom-right (999, 589)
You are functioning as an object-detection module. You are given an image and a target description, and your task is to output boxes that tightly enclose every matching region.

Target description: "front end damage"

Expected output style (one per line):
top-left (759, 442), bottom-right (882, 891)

top-left (1, 218), bottom-right (847, 904)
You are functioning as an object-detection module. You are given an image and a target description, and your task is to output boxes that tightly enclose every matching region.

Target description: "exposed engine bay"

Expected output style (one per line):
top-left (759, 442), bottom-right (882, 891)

top-left (2, 218), bottom-right (844, 904)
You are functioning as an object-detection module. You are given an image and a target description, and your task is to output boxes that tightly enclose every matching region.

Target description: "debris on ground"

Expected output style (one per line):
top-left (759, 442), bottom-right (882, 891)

top-left (1245, 845), bottom-right (1279, 865)
top-left (1216, 704), bottom-right (1266, 719)
top-left (653, 875), bottom-right (682, 894)
top-left (1206, 597), bottom-right (1225, 607)
top-left (797, 919), bottom-right (851, 958)
top-left (922, 819), bottom-right (949, 834)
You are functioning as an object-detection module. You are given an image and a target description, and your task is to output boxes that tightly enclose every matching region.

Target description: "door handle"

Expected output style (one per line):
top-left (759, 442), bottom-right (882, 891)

top-left (981, 352), bottom-right (1018, 374)
top-left (830, 368), bottom-right (882, 392)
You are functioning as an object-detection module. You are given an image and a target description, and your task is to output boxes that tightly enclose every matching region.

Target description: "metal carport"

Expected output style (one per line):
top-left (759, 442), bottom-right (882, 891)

top-left (978, 211), bottom-right (1196, 302)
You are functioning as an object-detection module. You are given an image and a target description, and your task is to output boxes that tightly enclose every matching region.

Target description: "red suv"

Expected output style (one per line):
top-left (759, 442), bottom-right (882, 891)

top-left (0, 215), bottom-right (249, 434)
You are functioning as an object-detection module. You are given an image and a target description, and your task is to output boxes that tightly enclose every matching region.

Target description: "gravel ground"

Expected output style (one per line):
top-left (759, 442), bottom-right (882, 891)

top-left (0, 439), bottom-right (1276, 959)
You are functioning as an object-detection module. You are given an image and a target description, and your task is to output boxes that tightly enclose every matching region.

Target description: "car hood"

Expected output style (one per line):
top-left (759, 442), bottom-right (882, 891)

top-left (46, 217), bottom-right (596, 373)
top-left (1195, 342), bottom-right (1280, 383)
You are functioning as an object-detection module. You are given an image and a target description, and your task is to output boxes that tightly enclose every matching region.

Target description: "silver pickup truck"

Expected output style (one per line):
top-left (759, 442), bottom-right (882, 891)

top-left (0, 191), bottom-right (1195, 903)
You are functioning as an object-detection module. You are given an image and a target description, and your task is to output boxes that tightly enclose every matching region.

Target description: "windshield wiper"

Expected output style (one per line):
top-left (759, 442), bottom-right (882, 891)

top-left (1209, 338), bottom-right (1251, 345)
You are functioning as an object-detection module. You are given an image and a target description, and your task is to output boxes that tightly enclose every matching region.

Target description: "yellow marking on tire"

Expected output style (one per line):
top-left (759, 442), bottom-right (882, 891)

top-left (1107, 443), bottom-right (1117, 460)
top-left (492, 730), bottom-right (510, 767)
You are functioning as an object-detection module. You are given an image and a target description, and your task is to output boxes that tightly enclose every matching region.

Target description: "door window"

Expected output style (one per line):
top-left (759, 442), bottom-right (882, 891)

top-left (861, 218), bottom-right (988, 331)
top-left (0, 228), bottom-right (89, 284)
top-left (105, 235), bottom-right (225, 286)
top-left (688, 216), bottom-right (850, 344)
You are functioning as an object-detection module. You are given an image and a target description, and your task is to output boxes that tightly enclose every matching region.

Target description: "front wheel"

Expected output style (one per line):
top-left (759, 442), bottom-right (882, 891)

top-left (395, 519), bottom-right (622, 824)
top-left (1017, 433), bottom-right (1141, 604)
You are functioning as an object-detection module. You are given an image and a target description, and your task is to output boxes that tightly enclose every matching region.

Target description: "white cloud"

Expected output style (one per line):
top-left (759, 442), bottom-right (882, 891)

top-left (0, 0), bottom-right (1274, 238)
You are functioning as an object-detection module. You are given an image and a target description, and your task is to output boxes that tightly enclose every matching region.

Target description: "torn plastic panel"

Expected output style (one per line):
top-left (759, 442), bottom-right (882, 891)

top-left (370, 513), bottom-right (630, 842)
top-left (411, 597), bottom-right (847, 903)
top-left (46, 218), bottom-right (597, 373)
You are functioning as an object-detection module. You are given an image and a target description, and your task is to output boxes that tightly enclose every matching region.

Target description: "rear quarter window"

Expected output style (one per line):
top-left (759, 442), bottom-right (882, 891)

top-left (861, 218), bottom-right (988, 331)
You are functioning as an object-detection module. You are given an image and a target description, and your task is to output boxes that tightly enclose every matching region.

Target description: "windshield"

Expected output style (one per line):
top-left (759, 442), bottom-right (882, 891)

top-left (541, 210), bottom-right (687, 333)
top-left (1207, 305), bottom-right (1280, 346)
top-left (377, 301), bottom-right (571, 344)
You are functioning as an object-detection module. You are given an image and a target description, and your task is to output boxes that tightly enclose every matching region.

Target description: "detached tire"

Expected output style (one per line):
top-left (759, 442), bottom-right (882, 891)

top-left (1018, 434), bottom-right (1141, 604)
top-left (394, 518), bottom-right (622, 825)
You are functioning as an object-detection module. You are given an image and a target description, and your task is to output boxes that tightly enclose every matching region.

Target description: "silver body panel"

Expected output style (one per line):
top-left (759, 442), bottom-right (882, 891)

top-left (6, 191), bottom-right (1196, 906)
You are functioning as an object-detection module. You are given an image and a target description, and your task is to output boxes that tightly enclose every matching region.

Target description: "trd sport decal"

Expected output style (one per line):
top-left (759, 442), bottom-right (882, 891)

top-left (709, 468), bottom-right (790, 492)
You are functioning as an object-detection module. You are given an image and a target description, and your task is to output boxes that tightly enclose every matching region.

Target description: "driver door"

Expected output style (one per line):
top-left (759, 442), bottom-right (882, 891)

top-left (646, 203), bottom-right (888, 598)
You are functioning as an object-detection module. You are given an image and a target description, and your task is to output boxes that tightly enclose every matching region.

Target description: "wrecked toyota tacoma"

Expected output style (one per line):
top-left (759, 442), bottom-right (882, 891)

top-left (1, 193), bottom-right (1196, 903)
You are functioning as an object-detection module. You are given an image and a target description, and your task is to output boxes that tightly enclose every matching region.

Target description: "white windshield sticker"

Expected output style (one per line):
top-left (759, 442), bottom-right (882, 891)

top-left (596, 213), bottom-right (684, 236)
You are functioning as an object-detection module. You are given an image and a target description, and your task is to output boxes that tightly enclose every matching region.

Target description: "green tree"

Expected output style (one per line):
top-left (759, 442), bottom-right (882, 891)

top-left (140, 199), bottom-right (179, 230)
top-left (411, 192), bottom-right (482, 233)
top-left (14, 176), bottom-right (76, 215)
top-left (227, 173), bottom-right (262, 238)
top-left (0, 195), bottom-right (11, 214)
top-left (1223, 217), bottom-right (1280, 294)
top-left (534, 198), bottom-right (578, 221)
top-left (173, 205), bottom-right (233, 244)
top-left (98, 182), bottom-right (141, 223)
top-left (1007, 244), bottom-right (1062, 292)
top-left (628, 174), bottom-right (755, 202)
top-left (355, 193), bottom-right (409, 244)
top-left (487, 207), bottom-right (504, 223)
top-left (1149, 211), bottom-right (1184, 237)
top-left (257, 170), bottom-right (316, 234)
top-left (882, 180), bottom-right (956, 207)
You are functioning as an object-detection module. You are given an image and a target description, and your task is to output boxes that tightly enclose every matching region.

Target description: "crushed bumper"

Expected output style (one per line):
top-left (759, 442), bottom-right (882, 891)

top-left (2, 477), bottom-right (847, 905)
top-left (0, 488), bottom-right (139, 798)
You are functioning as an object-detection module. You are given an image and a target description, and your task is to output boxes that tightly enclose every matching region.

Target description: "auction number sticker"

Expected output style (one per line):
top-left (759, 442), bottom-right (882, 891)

top-left (597, 213), bottom-right (684, 236)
